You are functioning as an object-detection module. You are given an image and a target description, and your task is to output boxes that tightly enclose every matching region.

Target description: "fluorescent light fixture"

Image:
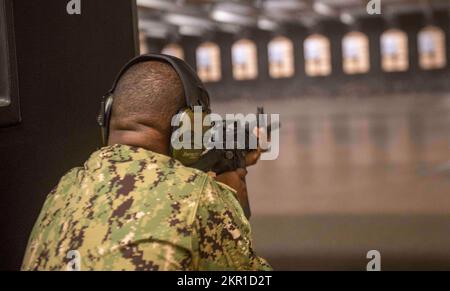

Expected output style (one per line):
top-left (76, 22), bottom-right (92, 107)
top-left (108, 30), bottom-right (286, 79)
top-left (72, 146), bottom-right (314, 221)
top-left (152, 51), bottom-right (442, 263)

top-left (142, 28), bottom-right (168, 39)
top-left (340, 12), bottom-right (355, 25)
top-left (211, 9), bottom-right (256, 26)
top-left (179, 25), bottom-right (205, 37)
top-left (264, 0), bottom-right (305, 11)
top-left (164, 13), bottom-right (212, 29)
top-left (137, 0), bottom-right (177, 11)
top-left (211, 10), bottom-right (234, 22)
top-left (139, 19), bottom-right (171, 38)
top-left (218, 23), bottom-right (242, 34)
top-left (313, 2), bottom-right (335, 17)
top-left (258, 18), bottom-right (279, 31)
top-left (213, 2), bottom-right (254, 15)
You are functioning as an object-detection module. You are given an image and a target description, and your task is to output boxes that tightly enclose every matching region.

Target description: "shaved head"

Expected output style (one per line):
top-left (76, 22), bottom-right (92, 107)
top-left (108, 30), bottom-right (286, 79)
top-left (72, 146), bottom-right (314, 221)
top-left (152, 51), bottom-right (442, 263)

top-left (110, 61), bottom-right (185, 136)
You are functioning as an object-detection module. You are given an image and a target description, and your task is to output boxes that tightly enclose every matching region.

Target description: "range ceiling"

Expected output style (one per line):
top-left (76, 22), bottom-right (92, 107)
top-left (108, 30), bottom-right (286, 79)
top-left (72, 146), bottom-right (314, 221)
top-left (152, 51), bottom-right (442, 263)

top-left (137, 0), bottom-right (450, 38)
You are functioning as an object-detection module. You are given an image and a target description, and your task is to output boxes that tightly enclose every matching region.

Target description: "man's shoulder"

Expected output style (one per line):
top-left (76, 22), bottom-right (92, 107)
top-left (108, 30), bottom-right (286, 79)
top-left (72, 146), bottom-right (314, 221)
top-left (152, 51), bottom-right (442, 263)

top-left (168, 163), bottom-right (240, 206)
top-left (146, 159), bottom-right (213, 199)
top-left (49, 167), bottom-right (84, 197)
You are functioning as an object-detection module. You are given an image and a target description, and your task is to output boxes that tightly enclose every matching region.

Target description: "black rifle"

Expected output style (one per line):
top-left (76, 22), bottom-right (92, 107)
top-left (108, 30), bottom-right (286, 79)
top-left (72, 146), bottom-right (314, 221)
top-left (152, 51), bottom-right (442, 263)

top-left (191, 107), bottom-right (278, 219)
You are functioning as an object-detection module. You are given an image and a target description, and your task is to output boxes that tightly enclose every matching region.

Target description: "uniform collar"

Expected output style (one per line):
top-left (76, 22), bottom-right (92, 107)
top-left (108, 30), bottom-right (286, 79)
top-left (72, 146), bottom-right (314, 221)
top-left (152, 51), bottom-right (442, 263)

top-left (89, 144), bottom-right (176, 166)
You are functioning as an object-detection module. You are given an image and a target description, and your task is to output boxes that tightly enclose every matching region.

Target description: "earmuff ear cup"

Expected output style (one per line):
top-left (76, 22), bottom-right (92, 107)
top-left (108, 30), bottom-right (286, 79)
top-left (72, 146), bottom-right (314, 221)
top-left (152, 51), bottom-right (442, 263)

top-left (171, 108), bottom-right (211, 166)
top-left (99, 95), bottom-right (114, 146)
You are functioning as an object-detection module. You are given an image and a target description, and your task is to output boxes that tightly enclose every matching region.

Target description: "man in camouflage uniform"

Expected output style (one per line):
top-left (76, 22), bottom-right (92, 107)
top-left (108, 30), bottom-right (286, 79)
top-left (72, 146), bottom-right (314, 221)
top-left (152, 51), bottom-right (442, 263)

top-left (22, 60), bottom-right (272, 271)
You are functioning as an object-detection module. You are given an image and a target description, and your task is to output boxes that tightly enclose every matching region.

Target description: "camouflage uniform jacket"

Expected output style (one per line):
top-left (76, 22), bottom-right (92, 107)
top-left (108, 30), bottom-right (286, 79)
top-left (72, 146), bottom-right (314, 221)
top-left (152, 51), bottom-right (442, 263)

top-left (21, 144), bottom-right (272, 271)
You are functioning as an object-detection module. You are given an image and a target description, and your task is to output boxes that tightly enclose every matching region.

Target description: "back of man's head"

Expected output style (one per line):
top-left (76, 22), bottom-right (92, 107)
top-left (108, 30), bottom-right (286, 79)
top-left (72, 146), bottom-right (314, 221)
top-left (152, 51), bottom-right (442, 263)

top-left (110, 61), bottom-right (185, 140)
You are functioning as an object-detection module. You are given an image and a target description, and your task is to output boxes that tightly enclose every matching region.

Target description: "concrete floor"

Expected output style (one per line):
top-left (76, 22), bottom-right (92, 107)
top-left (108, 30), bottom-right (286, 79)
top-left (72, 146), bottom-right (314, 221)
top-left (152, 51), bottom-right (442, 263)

top-left (214, 94), bottom-right (450, 270)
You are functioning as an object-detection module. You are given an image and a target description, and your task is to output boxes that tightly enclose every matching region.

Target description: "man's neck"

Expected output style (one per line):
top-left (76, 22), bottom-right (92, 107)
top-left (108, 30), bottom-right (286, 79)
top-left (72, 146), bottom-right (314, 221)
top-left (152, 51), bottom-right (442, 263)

top-left (108, 129), bottom-right (170, 157)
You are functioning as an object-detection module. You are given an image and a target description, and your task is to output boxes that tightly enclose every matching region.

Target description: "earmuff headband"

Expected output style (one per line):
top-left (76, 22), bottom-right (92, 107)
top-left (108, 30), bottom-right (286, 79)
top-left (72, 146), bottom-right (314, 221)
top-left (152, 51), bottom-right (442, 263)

top-left (98, 54), bottom-right (211, 145)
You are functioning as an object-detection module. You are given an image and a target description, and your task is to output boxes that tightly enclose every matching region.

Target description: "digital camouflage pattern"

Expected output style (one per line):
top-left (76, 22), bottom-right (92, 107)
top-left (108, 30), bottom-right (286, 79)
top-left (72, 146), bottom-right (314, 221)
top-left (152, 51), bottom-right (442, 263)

top-left (22, 144), bottom-right (272, 271)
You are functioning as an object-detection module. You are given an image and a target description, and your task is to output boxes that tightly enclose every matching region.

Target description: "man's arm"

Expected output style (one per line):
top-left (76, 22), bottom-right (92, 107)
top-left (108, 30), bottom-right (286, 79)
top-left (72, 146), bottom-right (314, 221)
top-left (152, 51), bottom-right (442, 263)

top-left (191, 177), bottom-right (272, 271)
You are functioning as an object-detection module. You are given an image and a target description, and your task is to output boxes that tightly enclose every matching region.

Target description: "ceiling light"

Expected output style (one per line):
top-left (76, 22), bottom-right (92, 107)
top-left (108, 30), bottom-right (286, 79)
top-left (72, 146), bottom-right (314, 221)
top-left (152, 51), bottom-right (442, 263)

top-left (137, 0), bottom-right (177, 11)
top-left (164, 13), bottom-right (212, 29)
top-left (313, 2), bottom-right (335, 17)
top-left (340, 12), bottom-right (355, 25)
top-left (179, 26), bottom-right (205, 37)
top-left (218, 23), bottom-right (242, 34)
top-left (264, 0), bottom-right (306, 11)
top-left (139, 19), bottom-right (171, 38)
top-left (211, 9), bottom-right (256, 26)
top-left (258, 18), bottom-right (279, 31)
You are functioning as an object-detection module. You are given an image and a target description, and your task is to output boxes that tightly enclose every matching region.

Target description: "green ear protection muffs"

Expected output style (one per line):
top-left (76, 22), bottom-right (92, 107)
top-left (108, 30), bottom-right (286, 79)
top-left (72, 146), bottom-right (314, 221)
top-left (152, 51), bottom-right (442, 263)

top-left (97, 54), bottom-right (212, 166)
